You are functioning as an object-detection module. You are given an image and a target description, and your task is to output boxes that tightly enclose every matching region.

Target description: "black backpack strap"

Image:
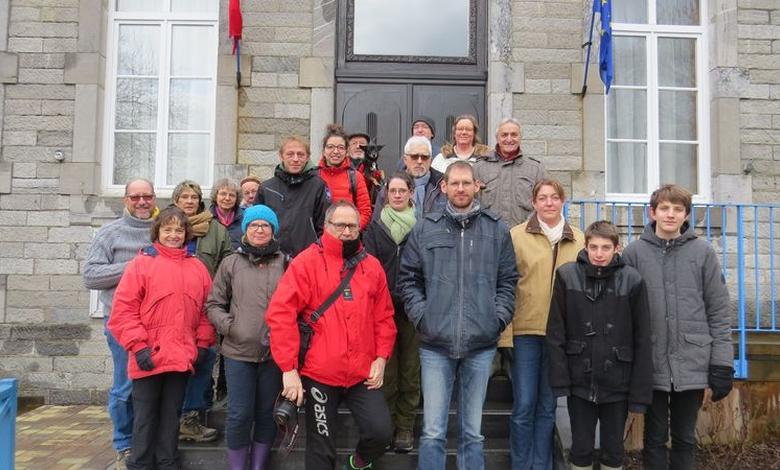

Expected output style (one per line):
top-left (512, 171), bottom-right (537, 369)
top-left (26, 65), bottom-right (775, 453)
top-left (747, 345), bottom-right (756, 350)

top-left (309, 250), bottom-right (366, 323)
top-left (348, 168), bottom-right (358, 205)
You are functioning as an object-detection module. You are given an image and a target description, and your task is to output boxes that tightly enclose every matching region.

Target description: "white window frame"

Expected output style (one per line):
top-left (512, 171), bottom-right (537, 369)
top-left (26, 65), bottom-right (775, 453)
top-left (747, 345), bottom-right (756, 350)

top-left (102, 3), bottom-right (219, 198)
top-left (605, 1), bottom-right (710, 203)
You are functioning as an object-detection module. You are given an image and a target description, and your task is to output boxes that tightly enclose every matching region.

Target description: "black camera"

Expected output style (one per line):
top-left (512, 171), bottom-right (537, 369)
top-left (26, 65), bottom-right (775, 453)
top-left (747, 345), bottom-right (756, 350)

top-left (273, 396), bottom-right (299, 427)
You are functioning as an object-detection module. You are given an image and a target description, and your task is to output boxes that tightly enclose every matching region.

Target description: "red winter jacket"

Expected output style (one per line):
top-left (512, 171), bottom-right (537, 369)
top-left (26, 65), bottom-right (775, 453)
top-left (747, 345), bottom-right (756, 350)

top-left (266, 231), bottom-right (396, 387)
top-left (318, 158), bottom-right (372, 230)
top-left (107, 242), bottom-right (215, 380)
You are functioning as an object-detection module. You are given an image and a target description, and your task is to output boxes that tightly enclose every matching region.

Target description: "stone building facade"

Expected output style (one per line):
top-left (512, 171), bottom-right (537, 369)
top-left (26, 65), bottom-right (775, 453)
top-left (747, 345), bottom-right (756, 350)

top-left (0, 0), bottom-right (777, 403)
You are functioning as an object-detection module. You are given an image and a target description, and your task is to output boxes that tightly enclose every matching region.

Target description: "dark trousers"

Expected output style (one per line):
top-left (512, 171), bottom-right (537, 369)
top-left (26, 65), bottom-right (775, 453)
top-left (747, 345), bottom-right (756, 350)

top-left (383, 312), bottom-right (420, 431)
top-left (224, 357), bottom-right (282, 449)
top-left (127, 372), bottom-right (188, 470)
top-left (301, 376), bottom-right (392, 470)
top-left (567, 396), bottom-right (628, 468)
top-left (643, 389), bottom-right (704, 470)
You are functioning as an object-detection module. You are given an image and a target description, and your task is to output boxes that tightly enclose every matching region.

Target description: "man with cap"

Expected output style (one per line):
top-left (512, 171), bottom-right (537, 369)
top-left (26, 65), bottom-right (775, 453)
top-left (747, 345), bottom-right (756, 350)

top-left (348, 131), bottom-right (384, 204)
top-left (239, 175), bottom-right (262, 209)
top-left (398, 116), bottom-right (439, 170)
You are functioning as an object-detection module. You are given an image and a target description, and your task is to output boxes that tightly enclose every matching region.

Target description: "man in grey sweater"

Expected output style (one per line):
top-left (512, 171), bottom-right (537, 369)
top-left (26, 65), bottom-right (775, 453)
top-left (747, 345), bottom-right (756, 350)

top-left (83, 178), bottom-right (157, 470)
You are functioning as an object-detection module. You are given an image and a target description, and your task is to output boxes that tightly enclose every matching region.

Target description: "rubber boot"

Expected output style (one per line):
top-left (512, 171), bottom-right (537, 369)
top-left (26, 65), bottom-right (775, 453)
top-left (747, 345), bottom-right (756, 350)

top-left (250, 441), bottom-right (271, 470)
top-left (227, 447), bottom-right (248, 470)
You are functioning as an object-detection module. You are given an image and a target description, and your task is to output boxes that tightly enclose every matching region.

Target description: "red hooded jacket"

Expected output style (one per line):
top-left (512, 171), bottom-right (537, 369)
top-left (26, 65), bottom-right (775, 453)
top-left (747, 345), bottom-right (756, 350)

top-left (318, 158), bottom-right (372, 229)
top-left (107, 242), bottom-right (216, 380)
top-left (266, 231), bottom-right (396, 387)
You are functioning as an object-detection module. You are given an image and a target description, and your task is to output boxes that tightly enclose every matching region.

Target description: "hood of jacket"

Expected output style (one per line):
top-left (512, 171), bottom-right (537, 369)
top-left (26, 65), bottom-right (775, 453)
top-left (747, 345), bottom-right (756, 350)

top-left (274, 161), bottom-right (317, 186)
top-left (638, 221), bottom-right (696, 248)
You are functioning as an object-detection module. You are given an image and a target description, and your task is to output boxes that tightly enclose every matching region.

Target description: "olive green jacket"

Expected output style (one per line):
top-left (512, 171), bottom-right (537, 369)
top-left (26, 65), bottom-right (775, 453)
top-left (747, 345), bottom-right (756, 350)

top-left (194, 220), bottom-right (233, 278)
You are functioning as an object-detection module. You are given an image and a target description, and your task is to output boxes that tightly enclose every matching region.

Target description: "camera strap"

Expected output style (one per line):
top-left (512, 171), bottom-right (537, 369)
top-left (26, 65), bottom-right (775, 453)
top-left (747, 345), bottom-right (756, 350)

top-left (309, 249), bottom-right (366, 324)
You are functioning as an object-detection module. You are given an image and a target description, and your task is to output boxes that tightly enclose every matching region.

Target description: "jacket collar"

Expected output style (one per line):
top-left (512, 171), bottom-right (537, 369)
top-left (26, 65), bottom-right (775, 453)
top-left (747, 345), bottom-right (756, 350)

top-left (525, 212), bottom-right (576, 241)
top-left (274, 163), bottom-right (316, 186)
top-left (639, 221), bottom-right (696, 248)
top-left (318, 157), bottom-right (350, 175)
top-left (576, 248), bottom-right (624, 279)
top-left (142, 241), bottom-right (190, 259)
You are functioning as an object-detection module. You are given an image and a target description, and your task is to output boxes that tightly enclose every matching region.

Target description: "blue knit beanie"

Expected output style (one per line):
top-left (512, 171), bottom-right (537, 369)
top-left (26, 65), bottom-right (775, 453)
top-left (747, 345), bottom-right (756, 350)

top-left (241, 204), bottom-right (279, 234)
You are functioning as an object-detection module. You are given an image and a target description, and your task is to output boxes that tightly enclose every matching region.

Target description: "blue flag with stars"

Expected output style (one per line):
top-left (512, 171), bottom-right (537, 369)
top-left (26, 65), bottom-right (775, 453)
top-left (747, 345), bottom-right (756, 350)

top-left (593, 0), bottom-right (613, 93)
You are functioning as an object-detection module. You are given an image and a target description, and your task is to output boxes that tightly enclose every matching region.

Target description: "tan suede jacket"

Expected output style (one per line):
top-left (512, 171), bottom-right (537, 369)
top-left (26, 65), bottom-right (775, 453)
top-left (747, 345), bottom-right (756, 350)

top-left (498, 214), bottom-right (584, 347)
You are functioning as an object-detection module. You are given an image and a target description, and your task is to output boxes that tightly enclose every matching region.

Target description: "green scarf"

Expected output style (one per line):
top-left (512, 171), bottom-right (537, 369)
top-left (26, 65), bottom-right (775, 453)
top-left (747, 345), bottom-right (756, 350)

top-left (380, 205), bottom-right (417, 244)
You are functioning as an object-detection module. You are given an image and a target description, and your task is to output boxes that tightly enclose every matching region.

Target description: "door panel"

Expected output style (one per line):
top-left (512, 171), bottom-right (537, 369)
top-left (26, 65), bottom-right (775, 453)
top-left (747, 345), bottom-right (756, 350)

top-left (336, 83), bottom-right (408, 176)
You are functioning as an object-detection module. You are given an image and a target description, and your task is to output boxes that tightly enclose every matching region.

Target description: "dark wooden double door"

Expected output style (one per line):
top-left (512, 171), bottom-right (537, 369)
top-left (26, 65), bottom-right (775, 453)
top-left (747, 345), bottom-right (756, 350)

top-left (336, 83), bottom-right (485, 176)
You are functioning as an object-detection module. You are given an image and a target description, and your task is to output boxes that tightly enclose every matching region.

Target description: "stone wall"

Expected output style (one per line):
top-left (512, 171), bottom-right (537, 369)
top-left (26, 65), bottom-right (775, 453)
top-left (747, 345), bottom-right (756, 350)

top-left (737, 0), bottom-right (780, 203)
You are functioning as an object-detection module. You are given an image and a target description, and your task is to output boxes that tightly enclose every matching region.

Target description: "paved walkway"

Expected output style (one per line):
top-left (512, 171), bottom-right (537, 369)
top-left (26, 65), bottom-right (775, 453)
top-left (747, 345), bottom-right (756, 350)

top-left (15, 405), bottom-right (115, 470)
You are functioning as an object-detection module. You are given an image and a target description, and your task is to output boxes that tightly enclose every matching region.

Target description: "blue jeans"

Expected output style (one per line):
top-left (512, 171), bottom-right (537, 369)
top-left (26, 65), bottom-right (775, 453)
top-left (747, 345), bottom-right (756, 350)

top-left (510, 335), bottom-right (555, 470)
top-left (224, 357), bottom-right (281, 449)
top-left (105, 320), bottom-right (133, 451)
top-left (182, 347), bottom-right (217, 413)
top-left (418, 346), bottom-right (495, 470)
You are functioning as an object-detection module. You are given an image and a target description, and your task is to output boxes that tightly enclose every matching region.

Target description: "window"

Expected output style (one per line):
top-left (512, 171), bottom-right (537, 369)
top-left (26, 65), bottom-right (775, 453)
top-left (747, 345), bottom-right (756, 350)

top-left (606, 0), bottom-right (708, 200)
top-left (104, 0), bottom-right (218, 193)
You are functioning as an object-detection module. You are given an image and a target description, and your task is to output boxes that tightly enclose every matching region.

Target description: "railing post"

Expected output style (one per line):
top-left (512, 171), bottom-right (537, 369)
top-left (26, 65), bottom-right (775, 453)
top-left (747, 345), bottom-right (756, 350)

top-left (0, 378), bottom-right (18, 470)
top-left (736, 206), bottom-right (748, 379)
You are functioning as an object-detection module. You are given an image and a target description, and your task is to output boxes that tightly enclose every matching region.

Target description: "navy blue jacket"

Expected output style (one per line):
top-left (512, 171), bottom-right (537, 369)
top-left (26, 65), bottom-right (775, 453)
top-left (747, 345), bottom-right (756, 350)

top-left (397, 207), bottom-right (518, 358)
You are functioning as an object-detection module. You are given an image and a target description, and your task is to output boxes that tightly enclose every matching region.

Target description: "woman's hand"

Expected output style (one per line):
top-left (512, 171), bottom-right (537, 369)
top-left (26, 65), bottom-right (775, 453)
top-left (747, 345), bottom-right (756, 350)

top-left (364, 357), bottom-right (387, 390)
top-left (282, 369), bottom-right (304, 406)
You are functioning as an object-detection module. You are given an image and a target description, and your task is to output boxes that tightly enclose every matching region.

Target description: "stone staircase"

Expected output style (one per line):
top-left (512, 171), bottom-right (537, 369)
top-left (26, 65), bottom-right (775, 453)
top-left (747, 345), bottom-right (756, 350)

top-left (178, 376), bottom-right (524, 469)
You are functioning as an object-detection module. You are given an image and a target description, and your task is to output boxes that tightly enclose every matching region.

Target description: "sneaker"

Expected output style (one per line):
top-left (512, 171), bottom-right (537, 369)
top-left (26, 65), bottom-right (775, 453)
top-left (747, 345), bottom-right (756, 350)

top-left (114, 448), bottom-right (131, 470)
top-left (393, 428), bottom-right (414, 453)
top-left (342, 454), bottom-right (373, 469)
top-left (178, 410), bottom-right (218, 442)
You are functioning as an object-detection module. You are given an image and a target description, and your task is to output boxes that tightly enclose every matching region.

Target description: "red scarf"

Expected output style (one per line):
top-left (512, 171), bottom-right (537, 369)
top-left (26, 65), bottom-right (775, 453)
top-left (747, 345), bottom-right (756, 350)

top-left (496, 144), bottom-right (522, 162)
top-left (215, 206), bottom-right (235, 227)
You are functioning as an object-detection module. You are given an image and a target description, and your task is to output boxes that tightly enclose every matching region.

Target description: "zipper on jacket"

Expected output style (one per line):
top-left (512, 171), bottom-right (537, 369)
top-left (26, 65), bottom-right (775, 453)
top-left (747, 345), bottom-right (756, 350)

top-left (662, 239), bottom-right (676, 388)
top-left (456, 227), bottom-right (465, 356)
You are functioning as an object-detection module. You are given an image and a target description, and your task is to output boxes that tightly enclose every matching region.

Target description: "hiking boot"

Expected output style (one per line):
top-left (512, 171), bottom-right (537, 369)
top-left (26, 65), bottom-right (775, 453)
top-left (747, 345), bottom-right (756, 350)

top-left (115, 448), bottom-right (131, 470)
top-left (178, 410), bottom-right (218, 442)
top-left (393, 428), bottom-right (414, 453)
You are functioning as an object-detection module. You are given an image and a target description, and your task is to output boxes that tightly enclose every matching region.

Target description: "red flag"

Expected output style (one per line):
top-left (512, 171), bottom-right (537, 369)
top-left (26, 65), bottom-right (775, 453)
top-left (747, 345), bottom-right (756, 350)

top-left (229, 0), bottom-right (242, 55)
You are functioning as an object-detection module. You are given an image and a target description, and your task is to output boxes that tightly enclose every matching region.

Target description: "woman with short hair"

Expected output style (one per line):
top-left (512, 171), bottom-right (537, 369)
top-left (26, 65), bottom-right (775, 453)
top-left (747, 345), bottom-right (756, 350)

top-left (210, 178), bottom-right (244, 250)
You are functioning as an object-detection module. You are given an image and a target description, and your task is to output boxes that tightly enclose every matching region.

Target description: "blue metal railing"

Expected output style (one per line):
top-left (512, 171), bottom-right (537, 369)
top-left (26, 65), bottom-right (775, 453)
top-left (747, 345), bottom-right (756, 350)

top-left (0, 378), bottom-right (17, 470)
top-left (564, 201), bottom-right (780, 379)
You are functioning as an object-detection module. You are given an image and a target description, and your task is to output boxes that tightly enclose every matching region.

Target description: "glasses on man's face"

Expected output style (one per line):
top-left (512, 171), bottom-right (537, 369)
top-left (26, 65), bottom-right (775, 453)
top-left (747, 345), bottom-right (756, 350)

top-left (406, 153), bottom-right (430, 162)
top-left (325, 144), bottom-right (346, 153)
top-left (247, 221), bottom-right (273, 232)
top-left (125, 194), bottom-right (155, 203)
top-left (328, 221), bottom-right (359, 232)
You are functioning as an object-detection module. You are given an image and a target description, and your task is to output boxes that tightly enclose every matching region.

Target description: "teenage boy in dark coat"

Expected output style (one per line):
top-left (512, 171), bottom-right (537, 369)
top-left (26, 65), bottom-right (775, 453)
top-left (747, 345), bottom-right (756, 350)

top-left (547, 221), bottom-right (652, 470)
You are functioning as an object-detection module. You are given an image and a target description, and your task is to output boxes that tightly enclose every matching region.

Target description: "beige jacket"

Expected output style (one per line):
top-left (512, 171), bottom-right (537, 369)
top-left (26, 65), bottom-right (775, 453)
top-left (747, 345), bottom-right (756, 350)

top-left (498, 214), bottom-right (584, 347)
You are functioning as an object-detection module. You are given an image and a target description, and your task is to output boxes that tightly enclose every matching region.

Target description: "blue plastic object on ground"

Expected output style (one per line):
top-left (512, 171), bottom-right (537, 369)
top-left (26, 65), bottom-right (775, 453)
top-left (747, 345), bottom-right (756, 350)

top-left (0, 378), bottom-right (18, 470)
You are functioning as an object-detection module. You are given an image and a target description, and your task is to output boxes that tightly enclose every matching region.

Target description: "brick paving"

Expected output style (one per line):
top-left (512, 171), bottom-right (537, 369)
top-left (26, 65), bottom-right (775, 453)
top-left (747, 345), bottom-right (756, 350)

top-left (15, 405), bottom-right (115, 470)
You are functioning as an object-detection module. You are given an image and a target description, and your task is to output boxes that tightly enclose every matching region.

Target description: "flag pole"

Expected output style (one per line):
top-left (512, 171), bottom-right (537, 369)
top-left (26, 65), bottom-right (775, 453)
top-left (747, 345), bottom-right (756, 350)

top-left (236, 41), bottom-right (241, 89)
top-left (581, 3), bottom-right (597, 96)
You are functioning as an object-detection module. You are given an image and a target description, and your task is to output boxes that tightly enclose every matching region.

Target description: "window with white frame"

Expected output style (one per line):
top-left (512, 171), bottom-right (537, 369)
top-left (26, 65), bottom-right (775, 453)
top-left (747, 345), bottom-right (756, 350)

top-left (606, 0), bottom-right (708, 200)
top-left (104, 0), bottom-right (218, 192)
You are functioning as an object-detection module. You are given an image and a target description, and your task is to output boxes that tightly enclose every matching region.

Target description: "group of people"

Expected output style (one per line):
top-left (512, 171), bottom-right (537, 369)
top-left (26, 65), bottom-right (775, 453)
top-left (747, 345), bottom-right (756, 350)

top-left (83, 114), bottom-right (734, 470)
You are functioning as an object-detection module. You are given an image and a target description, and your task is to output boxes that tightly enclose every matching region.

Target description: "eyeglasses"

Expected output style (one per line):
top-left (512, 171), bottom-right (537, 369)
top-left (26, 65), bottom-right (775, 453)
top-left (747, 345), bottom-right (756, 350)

top-left (325, 144), bottom-right (346, 152)
top-left (247, 221), bottom-right (273, 232)
top-left (217, 191), bottom-right (236, 198)
top-left (388, 188), bottom-right (410, 195)
top-left (406, 153), bottom-right (430, 161)
top-left (327, 221), bottom-right (359, 232)
top-left (125, 194), bottom-right (155, 202)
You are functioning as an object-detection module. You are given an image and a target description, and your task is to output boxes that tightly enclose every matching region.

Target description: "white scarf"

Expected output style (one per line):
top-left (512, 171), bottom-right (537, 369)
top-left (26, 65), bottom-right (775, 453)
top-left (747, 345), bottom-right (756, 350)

top-left (539, 215), bottom-right (565, 248)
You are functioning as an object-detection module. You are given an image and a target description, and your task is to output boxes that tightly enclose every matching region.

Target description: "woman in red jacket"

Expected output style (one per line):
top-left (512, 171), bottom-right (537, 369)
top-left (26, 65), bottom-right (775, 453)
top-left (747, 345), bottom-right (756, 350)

top-left (108, 207), bottom-right (215, 470)
top-left (317, 124), bottom-right (373, 230)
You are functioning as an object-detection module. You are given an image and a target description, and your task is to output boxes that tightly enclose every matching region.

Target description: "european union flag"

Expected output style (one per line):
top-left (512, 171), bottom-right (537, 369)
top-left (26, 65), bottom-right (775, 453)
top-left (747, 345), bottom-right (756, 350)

top-left (593, 0), bottom-right (613, 93)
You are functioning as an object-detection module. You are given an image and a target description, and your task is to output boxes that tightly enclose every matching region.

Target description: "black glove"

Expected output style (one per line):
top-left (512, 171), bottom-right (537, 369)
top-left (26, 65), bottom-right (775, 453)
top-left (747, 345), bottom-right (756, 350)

top-left (498, 347), bottom-right (514, 367)
top-left (708, 365), bottom-right (734, 402)
top-left (135, 347), bottom-right (155, 371)
top-left (195, 347), bottom-right (209, 367)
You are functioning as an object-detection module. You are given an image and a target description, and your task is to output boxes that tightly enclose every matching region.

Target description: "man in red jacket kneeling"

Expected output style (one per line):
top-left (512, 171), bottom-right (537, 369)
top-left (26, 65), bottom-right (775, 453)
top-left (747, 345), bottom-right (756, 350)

top-left (266, 200), bottom-right (397, 470)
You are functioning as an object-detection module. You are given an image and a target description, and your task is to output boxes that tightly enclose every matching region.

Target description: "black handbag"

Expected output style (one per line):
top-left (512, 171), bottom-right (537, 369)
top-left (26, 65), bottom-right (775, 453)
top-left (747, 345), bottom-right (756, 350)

top-left (296, 250), bottom-right (366, 368)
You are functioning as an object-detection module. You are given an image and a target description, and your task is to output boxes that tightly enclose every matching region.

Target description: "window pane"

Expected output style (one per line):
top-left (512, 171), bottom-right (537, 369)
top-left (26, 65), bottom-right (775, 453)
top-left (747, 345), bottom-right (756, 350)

top-left (171, 25), bottom-right (212, 76)
top-left (613, 36), bottom-right (646, 86)
top-left (169, 79), bottom-right (211, 131)
top-left (608, 89), bottom-right (647, 140)
top-left (658, 38), bottom-right (696, 88)
top-left (657, 0), bottom-right (699, 25)
top-left (607, 142), bottom-right (647, 193)
top-left (113, 133), bottom-right (156, 184)
top-left (117, 24), bottom-right (160, 76)
top-left (660, 143), bottom-right (698, 192)
top-left (167, 134), bottom-right (209, 185)
top-left (613, 0), bottom-right (648, 23)
top-left (115, 78), bottom-right (158, 130)
top-left (116, 0), bottom-right (163, 12)
top-left (659, 90), bottom-right (696, 141)
top-left (170, 0), bottom-right (217, 13)
top-left (353, 0), bottom-right (469, 57)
